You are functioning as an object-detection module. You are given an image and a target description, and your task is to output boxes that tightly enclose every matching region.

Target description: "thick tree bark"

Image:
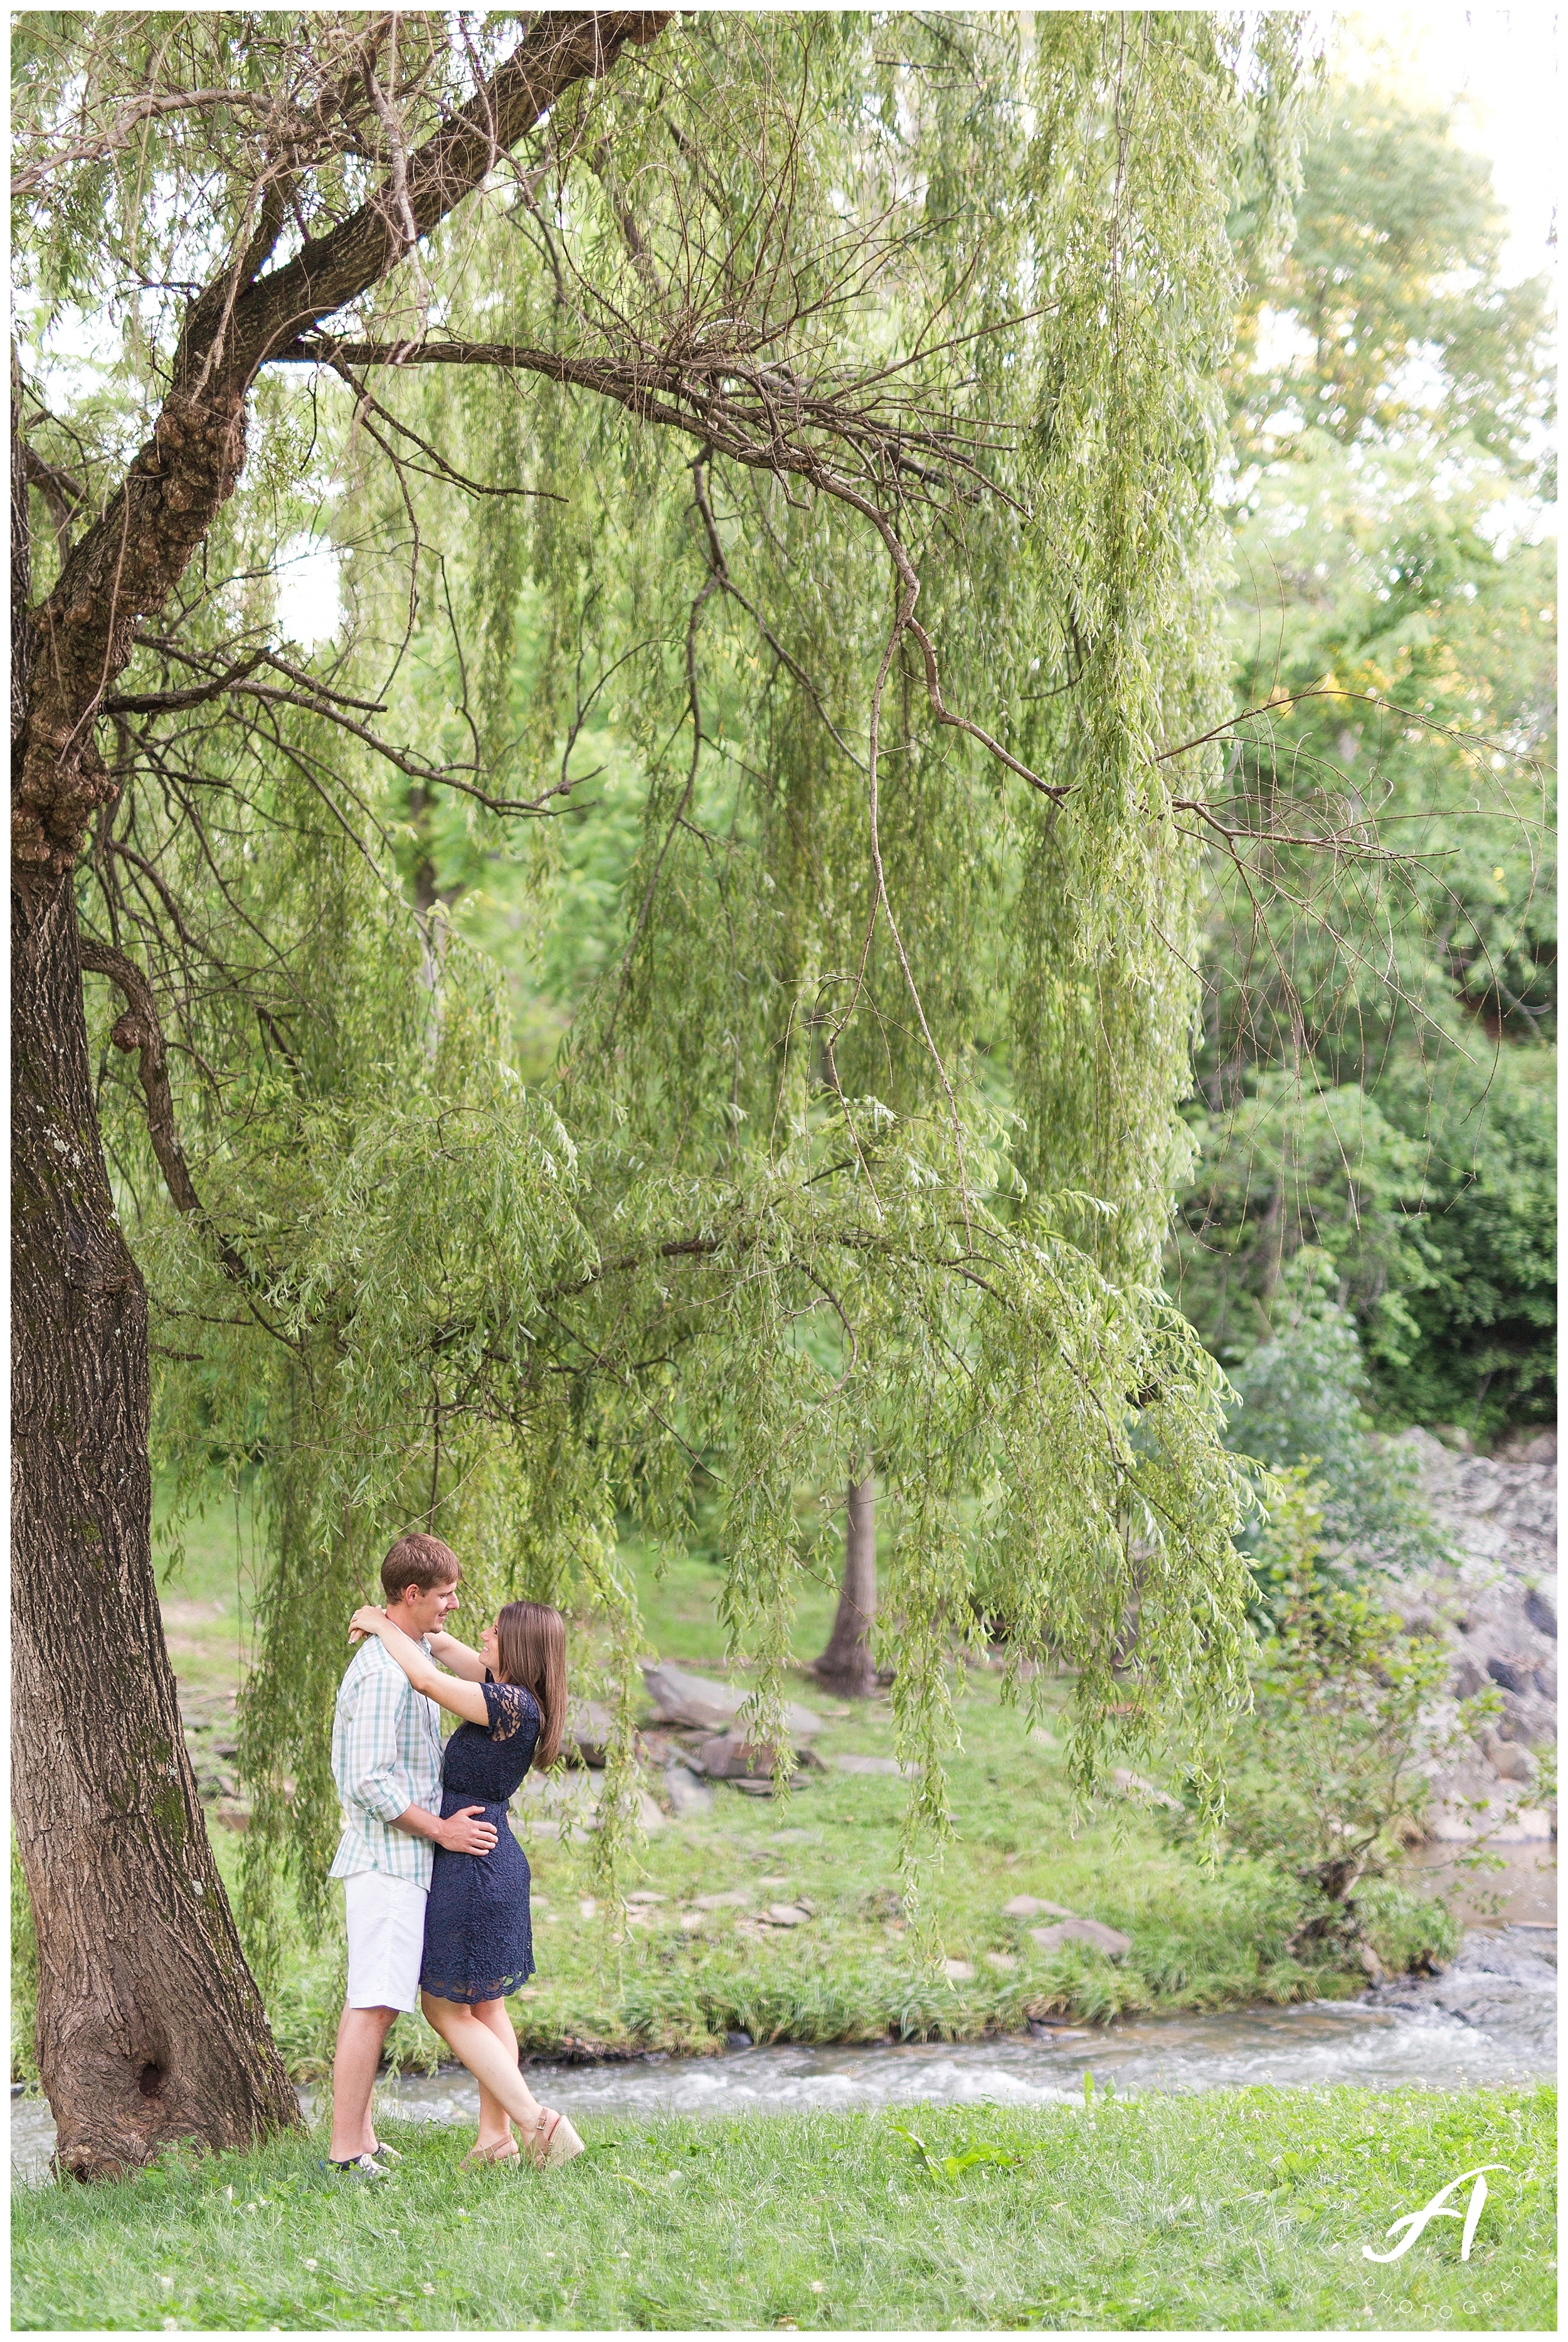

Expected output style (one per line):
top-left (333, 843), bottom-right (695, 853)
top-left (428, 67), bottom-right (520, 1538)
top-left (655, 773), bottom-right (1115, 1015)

top-left (813, 1469), bottom-right (877, 1698)
top-left (11, 873), bottom-right (300, 2176)
top-left (11, 11), bottom-right (668, 2175)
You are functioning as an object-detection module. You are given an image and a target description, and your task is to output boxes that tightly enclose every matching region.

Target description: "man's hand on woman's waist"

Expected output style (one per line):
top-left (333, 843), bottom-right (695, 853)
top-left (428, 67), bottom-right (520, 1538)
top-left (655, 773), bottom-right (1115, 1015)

top-left (392, 1802), bottom-right (497, 1856)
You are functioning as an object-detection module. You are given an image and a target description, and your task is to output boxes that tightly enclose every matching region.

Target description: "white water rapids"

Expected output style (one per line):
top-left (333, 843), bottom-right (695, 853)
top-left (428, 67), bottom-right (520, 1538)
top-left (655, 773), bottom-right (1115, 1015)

top-left (11, 1915), bottom-right (1553, 2185)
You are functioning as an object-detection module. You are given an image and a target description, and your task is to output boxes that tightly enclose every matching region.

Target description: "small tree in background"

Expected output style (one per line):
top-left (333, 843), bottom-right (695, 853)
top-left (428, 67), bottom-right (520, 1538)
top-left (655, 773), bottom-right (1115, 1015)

top-left (813, 1469), bottom-right (879, 1701)
top-left (1226, 1250), bottom-right (1445, 1583)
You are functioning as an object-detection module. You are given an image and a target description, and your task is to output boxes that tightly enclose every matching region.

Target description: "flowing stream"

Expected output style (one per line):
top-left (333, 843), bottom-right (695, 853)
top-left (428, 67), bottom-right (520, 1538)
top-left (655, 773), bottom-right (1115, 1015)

top-left (11, 1860), bottom-right (1553, 2186)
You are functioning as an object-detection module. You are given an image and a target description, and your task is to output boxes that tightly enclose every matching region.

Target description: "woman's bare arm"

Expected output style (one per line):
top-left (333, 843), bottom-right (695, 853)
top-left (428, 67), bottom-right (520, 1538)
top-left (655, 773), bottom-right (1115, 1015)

top-left (349, 1607), bottom-right (489, 1726)
top-left (427, 1631), bottom-right (488, 1684)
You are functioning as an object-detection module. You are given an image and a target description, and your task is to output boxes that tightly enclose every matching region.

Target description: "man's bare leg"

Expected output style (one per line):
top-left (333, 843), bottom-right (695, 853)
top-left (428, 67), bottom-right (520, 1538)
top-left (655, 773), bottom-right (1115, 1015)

top-left (330, 2004), bottom-right (397, 2161)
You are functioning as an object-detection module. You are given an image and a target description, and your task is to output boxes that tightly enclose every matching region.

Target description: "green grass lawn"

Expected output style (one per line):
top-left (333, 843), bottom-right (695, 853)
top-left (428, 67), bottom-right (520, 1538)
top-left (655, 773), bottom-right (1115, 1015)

top-left (154, 1475), bottom-right (266, 1703)
top-left (11, 2087), bottom-right (1554, 2331)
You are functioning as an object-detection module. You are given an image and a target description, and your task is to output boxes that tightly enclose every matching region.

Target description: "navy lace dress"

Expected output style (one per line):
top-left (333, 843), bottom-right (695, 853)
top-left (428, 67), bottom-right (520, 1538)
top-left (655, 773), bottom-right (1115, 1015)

top-left (420, 1679), bottom-right (540, 2004)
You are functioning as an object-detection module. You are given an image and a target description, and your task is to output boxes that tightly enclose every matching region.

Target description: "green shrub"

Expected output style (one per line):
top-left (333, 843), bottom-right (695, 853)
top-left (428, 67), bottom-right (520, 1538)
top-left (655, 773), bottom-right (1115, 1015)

top-left (1226, 1252), bottom-right (1444, 1578)
top-left (1189, 1471), bottom-right (1470, 1954)
top-left (1374, 1048), bottom-right (1557, 1435)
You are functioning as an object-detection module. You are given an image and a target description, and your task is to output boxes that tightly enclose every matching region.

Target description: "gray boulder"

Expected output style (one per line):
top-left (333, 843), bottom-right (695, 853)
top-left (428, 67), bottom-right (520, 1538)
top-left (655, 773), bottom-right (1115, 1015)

top-left (760, 1902), bottom-right (812, 1927)
top-left (1029, 1917), bottom-right (1132, 1959)
top-left (564, 1696), bottom-right (615, 1768)
top-left (663, 1762), bottom-right (714, 1817)
top-left (1503, 1432), bottom-right (1557, 1467)
top-left (640, 1659), bottom-right (822, 1737)
top-left (1524, 1585), bottom-right (1557, 1639)
top-left (694, 1730), bottom-right (797, 1782)
top-left (1486, 1653), bottom-right (1537, 1696)
top-left (1481, 1729), bottom-right (1539, 1785)
top-left (1112, 1766), bottom-right (1183, 1811)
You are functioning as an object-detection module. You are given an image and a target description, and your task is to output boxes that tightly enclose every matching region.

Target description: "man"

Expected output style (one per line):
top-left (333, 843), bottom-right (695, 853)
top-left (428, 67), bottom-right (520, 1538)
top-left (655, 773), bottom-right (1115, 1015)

top-left (326, 1530), bottom-right (495, 2175)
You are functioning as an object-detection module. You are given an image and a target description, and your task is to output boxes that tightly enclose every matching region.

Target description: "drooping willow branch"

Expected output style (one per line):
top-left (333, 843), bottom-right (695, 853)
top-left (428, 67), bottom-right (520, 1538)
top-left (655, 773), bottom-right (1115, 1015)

top-left (269, 333), bottom-right (1067, 812)
top-left (269, 328), bottom-right (1069, 1174)
top-left (78, 948), bottom-right (310, 1356)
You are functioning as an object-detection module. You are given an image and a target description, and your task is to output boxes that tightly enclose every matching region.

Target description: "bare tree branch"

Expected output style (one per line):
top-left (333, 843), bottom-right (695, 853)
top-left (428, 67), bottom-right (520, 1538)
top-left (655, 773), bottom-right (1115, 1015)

top-left (77, 938), bottom-right (248, 1280)
top-left (16, 11), bottom-right (672, 883)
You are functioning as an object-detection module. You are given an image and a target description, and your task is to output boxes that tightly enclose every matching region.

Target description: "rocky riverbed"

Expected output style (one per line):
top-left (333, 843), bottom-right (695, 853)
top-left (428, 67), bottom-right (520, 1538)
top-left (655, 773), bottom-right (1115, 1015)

top-left (1388, 1427), bottom-right (1556, 1841)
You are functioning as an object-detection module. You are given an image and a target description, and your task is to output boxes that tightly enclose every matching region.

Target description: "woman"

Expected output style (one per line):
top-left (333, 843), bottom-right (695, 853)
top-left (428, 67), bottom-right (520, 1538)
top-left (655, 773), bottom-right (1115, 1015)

top-left (347, 1595), bottom-right (585, 2168)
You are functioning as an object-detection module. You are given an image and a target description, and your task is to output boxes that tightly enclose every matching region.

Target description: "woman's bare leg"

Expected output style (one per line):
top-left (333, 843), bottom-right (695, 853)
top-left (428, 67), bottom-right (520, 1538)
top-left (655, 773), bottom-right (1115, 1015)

top-left (469, 1998), bottom-right (522, 2153)
top-left (421, 1993), bottom-right (546, 2146)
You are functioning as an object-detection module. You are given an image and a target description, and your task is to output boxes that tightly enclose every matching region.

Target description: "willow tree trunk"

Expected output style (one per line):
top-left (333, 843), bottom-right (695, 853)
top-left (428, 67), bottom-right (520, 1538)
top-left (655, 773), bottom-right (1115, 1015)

top-left (813, 1470), bottom-right (877, 1698)
top-left (11, 834), bottom-right (300, 2179)
top-left (9, 11), bottom-right (665, 2174)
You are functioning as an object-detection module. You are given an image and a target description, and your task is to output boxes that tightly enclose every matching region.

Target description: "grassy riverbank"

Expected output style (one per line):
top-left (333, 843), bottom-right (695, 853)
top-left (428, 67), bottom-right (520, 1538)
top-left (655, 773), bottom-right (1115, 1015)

top-left (271, 1540), bottom-right (1457, 2075)
top-left (11, 1501), bottom-right (1463, 2089)
top-left (249, 1678), bottom-right (1453, 2081)
top-left (12, 2085), bottom-right (1554, 2331)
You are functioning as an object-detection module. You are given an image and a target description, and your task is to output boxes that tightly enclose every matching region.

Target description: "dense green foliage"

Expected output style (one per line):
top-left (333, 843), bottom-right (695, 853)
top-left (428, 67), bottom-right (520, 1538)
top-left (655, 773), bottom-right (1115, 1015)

top-left (13, 13), bottom-right (1315, 1944)
top-left (12, 2088), bottom-right (1556, 2330)
top-left (1383, 1050), bottom-right (1557, 1427)
top-left (1172, 72), bottom-right (1556, 1434)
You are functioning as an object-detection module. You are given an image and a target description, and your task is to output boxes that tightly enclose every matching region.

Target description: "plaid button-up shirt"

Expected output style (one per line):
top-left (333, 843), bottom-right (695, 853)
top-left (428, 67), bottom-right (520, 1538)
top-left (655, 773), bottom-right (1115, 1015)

top-left (328, 1634), bottom-right (445, 1887)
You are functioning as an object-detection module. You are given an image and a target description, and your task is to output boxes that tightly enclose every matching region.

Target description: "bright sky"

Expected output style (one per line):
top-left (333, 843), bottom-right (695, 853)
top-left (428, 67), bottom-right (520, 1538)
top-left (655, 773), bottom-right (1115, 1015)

top-left (1330, 7), bottom-right (1559, 284)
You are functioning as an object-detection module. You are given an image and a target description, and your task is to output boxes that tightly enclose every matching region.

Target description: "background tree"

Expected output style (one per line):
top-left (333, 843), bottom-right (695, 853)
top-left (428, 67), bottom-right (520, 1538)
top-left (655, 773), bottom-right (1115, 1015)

top-left (13, 11), bottom-right (1307, 2170)
top-left (1170, 67), bottom-right (1555, 1437)
top-left (813, 1471), bottom-right (879, 1700)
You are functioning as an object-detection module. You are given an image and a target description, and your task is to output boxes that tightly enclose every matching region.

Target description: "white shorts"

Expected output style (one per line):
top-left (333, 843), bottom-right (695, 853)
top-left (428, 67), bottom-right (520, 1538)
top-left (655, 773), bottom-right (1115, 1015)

top-left (343, 1872), bottom-right (428, 2013)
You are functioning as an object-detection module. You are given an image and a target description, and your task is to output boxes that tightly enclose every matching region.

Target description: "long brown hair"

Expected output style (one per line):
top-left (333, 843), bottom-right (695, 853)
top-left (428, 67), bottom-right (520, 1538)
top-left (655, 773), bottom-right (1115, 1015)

top-left (493, 1600), bottom-right (566, 1769)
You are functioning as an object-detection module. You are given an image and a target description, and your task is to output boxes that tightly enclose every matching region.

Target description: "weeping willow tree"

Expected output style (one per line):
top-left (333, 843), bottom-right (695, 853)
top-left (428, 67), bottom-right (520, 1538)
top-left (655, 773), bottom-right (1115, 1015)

top-left (13, 9), bottom-right (1303, 2171)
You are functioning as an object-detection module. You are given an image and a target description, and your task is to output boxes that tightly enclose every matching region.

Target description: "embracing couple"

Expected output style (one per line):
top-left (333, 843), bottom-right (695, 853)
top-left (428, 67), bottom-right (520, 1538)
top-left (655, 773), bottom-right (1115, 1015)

top-left (326, 1530), bottom-right (584, 2175)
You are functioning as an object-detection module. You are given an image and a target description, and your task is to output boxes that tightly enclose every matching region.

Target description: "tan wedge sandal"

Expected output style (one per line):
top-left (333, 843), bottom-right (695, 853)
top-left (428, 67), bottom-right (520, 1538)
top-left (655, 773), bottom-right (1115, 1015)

top-left (526, 2108), bottom-right (585, 2168)
top-left (460, 2137), bottom-right (521, 2169)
